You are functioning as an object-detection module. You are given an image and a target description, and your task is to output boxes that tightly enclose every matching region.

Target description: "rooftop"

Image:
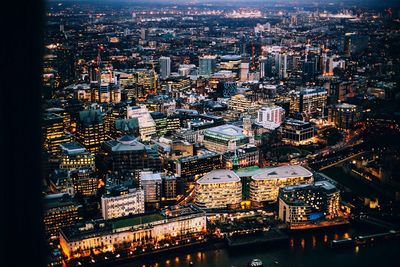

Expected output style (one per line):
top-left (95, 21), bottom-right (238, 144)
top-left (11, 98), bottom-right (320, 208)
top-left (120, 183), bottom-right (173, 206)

top-left (252, 165), bottom-right (313, 181)
top-left (197, 169), bottom-right (240, 185)
top-left (205, 124), bottom-right (246, 139)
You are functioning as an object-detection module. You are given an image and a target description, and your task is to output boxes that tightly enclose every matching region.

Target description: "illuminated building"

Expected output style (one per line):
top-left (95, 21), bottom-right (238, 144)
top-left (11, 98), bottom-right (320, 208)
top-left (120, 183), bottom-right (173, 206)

top-left (101, 185), bottom-right (145, 220)
top-left (223, 145), bottom-right (259, 169)
top-left (150, 112), bottom-right (167, 136)
top-left (249, 165), bottom-right (314, 206)
top-left (43, 193), bottom-right (81, 240)
top-left (278, 181), bottom-right (340, 228)
top-left (162, 175), bottom-right (177, 200)
top-left (70, 168), bottom-right (98, 197)
top-left (42, 113), bottom-right (73, 155)
top-left (256, 105), bottom-right (285, 130)
top-left (59, 204), bottom-right (206, 259)
top-left (59, 142), bottom-right (95, 171)
top-left (102, 135), bottom-right (162, 173)
top-left (173, 149), bottom-right (221, 179)
top-left (198, 55), bottom-right (217, 76)
top-left (194, 170), bottom-right (242, 209)
top-left (159, 56), bottom-right (171, 79)
top-left (113, 118), bottom-right (139, 138)
top-left (45, 107), bottom-right (71, 131)
top-left (203, 124), bottom-right (249, 153)
top-left (228, 94), bottom-right (260, 113)
top-left (140, 172), bottom-right (162, 209)
top-left (328, 103), bottom-right (360, 130)
top-left (280, 119), bottom-right (315, 145)
top-left (290, 87), bottom-right (328, 117)
top-left (240, 62), bottom-right (249, 81)
top-left (76, 109), bottom-right (107, 153)
top-left (127, 105), bottom-right (156, 141)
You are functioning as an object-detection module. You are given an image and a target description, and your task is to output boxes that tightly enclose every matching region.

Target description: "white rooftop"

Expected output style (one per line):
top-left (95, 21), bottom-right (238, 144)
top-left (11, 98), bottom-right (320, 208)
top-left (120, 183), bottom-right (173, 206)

top-left (252, 165), bottom-right (313, 181)
top-left (140, 172), bottom-right (162, 181)
top-left (205, 124), bottom-right (245, 138)
top-left (196, 169), bottom-right (240, 185)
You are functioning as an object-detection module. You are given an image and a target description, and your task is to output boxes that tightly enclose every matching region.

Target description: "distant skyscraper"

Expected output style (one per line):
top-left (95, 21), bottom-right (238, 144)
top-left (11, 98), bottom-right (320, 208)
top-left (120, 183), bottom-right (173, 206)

top-left (140, 28), bottom-right (147, 40)
top-left (198, 55), bottom-right (217, 76)
top-left (159, 56), bottom-right (171, 79)
top-left (278, 53), bottom-right (288, 79)
top-left (240, 62), bottom-right (249, 81)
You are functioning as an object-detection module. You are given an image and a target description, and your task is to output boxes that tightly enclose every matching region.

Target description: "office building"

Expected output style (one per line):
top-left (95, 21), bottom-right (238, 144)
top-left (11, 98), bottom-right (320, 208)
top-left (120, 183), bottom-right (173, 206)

top-left (249, 165), bottom-right (314, 205)
top-left (222, 145), bottom-right (259, 169)
top-left (43, 113), bottom-right (73, 155)
top-left (150, 112), bottom-right (167, 136)
top-left (173, 149), bottom-right (221, 179)
top-left (43, 193), bottom-right (81, 239)
top-left (290, 87), bottom-right (328, 117)
top-left (70, 168), bottom-right (98, 197)
top-left (280, 119), bottom-right (315, 145)
top-left (102, 135), bottom-right (162, 173)
top-left (59, 142), bottom-right (95, 171)
top-left (203, 124), bottom-right (250, 153)
top-left (140, 172), bottom-right (162, 208)
top-left (162, 175), bottom-right (177, 200)
top-left (159, 56), bottom-right (171, 79)
top-left (194, 170), bottom-right (242, 209)
top-left (256, 105), bottom-right (285, 130)
top-left (76, 109), bottom-right (107, 153)
top-left (328, 103), bottom-right (360, 130)
top-left (101, 185), bottom-right (145, 220)
top-left (198, 55), bottom-right (217, 76)
top-left (127, 105), bottom-right (156, 141)
top-left (278, 181), bottom-right (340, 228)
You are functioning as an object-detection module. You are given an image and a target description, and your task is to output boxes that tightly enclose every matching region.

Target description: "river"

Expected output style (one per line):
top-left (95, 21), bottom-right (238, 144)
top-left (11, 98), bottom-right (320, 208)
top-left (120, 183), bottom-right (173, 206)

top-left (117, 223), bottom-right (400, 267)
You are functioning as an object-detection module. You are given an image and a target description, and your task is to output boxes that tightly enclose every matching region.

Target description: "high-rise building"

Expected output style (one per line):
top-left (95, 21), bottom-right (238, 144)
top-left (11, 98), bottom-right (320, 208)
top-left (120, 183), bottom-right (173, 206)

top-left (278, 181), bottom-right (341, 229)
top-left (76, 109), bottom-right (107, 153)
top-left (159, 56), bottom-right (171, 79)
top-left (42, 113), bottom-right (73, 155)
top-left (194, 170), bottom-right (242, 209)
top-left (198, 55), bottom-right (217, 77)
top-left (257, 105), bottom-right (285, 130)
top-left (249, 165), bottom-right (314, 206)
top-left (290, 87), bottom-right (328, 117)
top-left (278, 53), bottom-right (288, 79)
top-left (328, 103), bottom-right (360, 130)
top-left (240, 62), bottom-right (249, 81)
top-left (101, 185), bottom-right (145, 220)
top-left (140, 172), bottom-right (162, 209)
top-left (70, 168), bottom-right (98, 197)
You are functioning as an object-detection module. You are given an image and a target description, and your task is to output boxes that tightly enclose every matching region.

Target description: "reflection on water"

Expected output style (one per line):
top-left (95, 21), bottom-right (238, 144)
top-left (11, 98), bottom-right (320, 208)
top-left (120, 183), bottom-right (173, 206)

top-left (124, 226), bottom-right (399, 267)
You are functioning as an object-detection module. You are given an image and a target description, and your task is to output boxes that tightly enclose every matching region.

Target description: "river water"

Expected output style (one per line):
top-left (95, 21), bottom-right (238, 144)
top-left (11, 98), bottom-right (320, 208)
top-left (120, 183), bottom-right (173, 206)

top-left (119, 223), bottom-right (400, 267)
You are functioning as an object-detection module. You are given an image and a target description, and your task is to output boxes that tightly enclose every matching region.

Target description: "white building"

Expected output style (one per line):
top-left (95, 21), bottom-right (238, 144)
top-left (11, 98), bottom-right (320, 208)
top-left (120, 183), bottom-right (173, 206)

top-left (240, 62), bottom-right (249, 81)
top-left (194, 170), bottom-right (242, 209)
top-left (249, 165), bottom-right (314, 205)
top-left (101, 186), bottom-right (145, 220)
top-left (127, 105), bottom-right (156, 141)
top-left (159, 56), bottom-right (171, 79)
top-left (257, 105), bottom-right (285, 130)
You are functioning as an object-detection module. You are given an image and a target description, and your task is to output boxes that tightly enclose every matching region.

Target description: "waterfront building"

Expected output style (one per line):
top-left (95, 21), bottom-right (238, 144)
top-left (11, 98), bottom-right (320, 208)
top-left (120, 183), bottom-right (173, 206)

top-left (43, 193), bottom-right (81, 240)
top-left (278, 181), bottom-right (341, 228)
top-left (249, 165), bottom-right (314, 206)
top-left (127, 105), bottom-right (156, 141)
top-left (256, 105), bottom-right (285, 130)
top-left (194, 170), bottom-right (242, 209)
top-left (279, 119), bottom-right (315, 145)
top-left (328, 103), bottom-right (360, 130)
top-left (59, 204), bottom-right (206, 259)
top-left (203, 124), bottom-right (250, 153)
top-left (76, 109), bottom-right (107, 153)
top-left (59, 142), bottom-right (95, 171)
top-left (101, 185), bottom-right (145, 220)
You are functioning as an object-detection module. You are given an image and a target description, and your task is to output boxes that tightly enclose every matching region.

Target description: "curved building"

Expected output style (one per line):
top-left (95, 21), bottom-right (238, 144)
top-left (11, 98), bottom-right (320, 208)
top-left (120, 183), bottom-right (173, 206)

top-left (249, 165), bottom-right (313, 206)
top-left (194, 170), bottom-right (242, 209)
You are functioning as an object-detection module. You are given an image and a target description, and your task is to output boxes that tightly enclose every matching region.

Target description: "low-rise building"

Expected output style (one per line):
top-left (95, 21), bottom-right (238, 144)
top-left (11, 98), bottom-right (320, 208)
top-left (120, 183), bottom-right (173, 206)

top-left (194, 170), bottom-right (242, 209)
top-left (249, 165), bottom-right (314, 205)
